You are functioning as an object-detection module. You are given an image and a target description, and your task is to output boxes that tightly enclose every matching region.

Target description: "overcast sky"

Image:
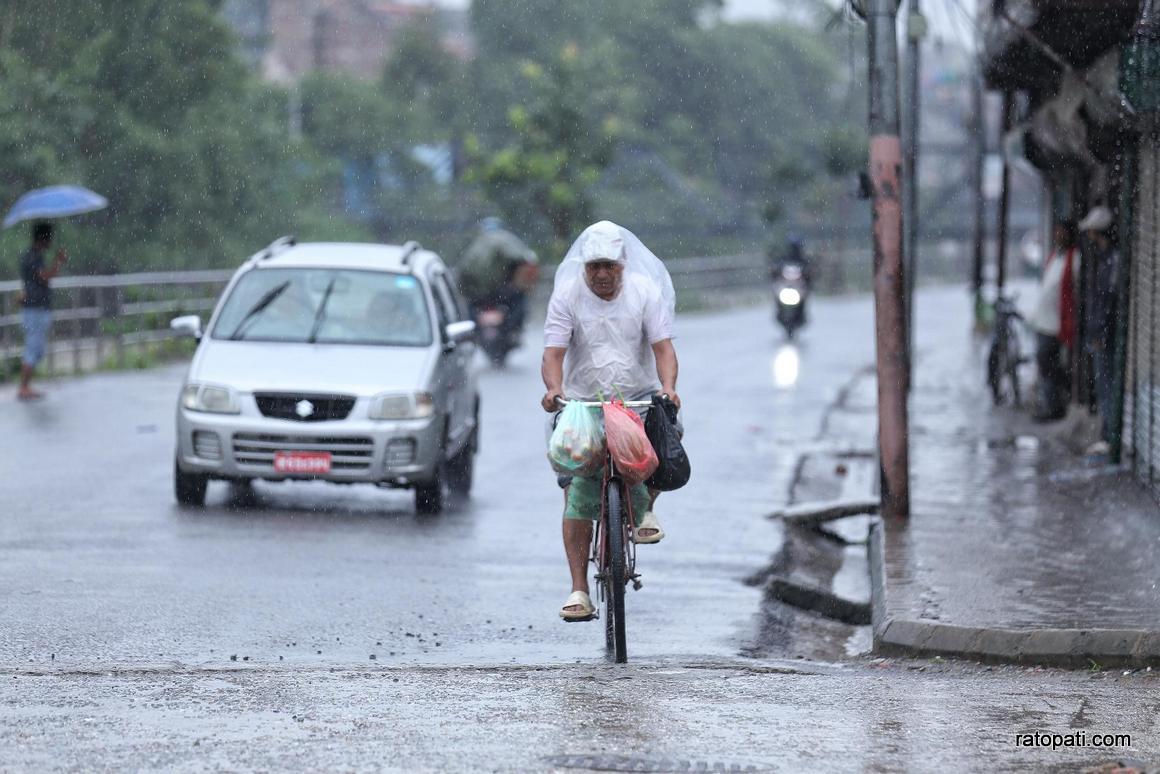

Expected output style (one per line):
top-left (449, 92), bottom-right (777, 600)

top-left (410, 0), bottom-right (980, 50)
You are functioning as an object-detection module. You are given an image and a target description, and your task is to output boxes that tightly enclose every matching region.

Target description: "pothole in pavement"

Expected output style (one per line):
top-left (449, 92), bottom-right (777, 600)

top-left (543, 754), bottom-right (762, 772)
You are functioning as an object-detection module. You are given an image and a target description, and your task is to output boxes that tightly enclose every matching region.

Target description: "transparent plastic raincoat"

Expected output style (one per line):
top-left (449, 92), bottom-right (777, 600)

top-left (543, 221), bottom-right (676, 401)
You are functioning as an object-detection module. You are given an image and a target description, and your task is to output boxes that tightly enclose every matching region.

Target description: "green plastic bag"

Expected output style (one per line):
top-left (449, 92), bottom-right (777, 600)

top-left (548, 401), bottom-right (606, 476)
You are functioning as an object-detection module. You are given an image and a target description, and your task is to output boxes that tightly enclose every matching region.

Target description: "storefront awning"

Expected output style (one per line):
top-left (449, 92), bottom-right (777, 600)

top-left (983, 0), bottom-right (1140, 93)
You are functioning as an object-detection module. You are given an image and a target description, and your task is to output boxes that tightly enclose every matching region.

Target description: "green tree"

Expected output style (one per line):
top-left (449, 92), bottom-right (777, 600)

top-left (0, 0), bottom-right (340, 273)
top-left (301, 73), bottom-right (397, 160)
top-left (465, 0), bottom-right (860, 246)
top-left (382, 15), bottom-right (467, 134)
top-left (467, 47), bottom-right (616, 246)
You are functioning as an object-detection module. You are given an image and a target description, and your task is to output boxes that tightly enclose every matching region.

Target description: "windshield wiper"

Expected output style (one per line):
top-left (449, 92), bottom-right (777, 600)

top-left (307, 277), bottom-right (337, 343)
top-left (228, 280), bottom-right (291, 341)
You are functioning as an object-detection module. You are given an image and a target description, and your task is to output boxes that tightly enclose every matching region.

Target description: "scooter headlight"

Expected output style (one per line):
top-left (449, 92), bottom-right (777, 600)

top-left (778, 287), bottom-right (802, 306)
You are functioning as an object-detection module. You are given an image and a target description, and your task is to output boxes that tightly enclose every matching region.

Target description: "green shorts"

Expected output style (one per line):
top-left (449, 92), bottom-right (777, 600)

top-left (564, 475), bottom-right (651, 523)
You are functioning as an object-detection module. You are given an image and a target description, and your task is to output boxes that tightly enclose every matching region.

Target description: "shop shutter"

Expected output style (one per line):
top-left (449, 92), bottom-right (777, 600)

top-left (1130, 138), bottom-right (1160, 491)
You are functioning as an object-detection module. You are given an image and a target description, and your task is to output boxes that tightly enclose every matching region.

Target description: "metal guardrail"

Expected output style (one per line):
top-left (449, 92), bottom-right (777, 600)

top-left (0, 243), bottom-right (974, 378)
top-left (0, 256), bottom-right (769, 378)
top-left (0, 269), bottom-right (235, 376)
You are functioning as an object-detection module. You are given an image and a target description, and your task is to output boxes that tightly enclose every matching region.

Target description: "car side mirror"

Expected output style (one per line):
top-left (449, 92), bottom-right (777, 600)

top-left (170, 315), bottom-right (202, 340)
top-left (444, 320), bottom-right (476, 345)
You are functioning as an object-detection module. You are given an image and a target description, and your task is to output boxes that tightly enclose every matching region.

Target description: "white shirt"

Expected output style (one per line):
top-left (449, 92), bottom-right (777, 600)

top-left (1029, 248), bottom-right (1079, 336)
top-left (544, 274), bottom-right (673, 401)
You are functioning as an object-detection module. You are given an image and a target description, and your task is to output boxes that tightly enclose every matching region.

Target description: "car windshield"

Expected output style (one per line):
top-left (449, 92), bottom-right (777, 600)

top-left (211, 268), bottom-right (432, 346)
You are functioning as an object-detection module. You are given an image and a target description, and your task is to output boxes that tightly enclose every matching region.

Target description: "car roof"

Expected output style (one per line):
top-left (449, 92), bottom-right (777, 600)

top-left (243, 241), bottom-right (444, 275)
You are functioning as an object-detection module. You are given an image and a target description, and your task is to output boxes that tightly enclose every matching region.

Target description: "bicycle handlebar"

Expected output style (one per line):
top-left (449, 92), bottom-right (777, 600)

top-left (554, 396), bottom-right (657, 408)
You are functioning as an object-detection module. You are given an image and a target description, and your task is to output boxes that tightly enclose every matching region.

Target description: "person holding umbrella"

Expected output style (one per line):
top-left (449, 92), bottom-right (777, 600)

top-left (3, 185), bottom-right (106, 400)
top-left (17, 221), bottom-right (68, 400)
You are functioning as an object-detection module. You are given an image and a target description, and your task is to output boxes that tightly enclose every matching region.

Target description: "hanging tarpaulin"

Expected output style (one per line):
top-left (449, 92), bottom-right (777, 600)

top-left (1027, 70), bottom-right (1100, 170)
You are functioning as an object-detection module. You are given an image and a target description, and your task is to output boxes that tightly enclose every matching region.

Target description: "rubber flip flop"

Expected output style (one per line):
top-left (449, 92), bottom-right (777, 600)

top-left (634, 510), bottom-right (665, 544)
top-left (559, 590), bottom-right (597, 622)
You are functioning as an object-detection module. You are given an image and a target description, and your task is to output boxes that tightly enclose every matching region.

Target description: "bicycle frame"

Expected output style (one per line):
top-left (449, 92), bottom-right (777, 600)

top-left (561, 398), bottom-right (650, 599)
top-left (593, 452), bottom-right (639, 602)
top-left (554, 396), bottom-right (651, 659)
top-left (988, 295), bottom-right (1028, 407)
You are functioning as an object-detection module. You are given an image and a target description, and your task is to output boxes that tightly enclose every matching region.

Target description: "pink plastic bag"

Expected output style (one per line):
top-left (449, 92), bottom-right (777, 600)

top-left (602, 400), bottom-right (659, 486)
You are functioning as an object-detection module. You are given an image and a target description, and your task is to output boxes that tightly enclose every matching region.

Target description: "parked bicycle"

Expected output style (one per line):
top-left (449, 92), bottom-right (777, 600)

top-left (556, 396), bottom-right (651, 663)
top-left (987, 293), bottom-right (1028, 407)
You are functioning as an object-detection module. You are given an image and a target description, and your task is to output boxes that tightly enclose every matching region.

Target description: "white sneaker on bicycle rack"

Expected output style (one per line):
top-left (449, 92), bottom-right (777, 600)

top-left (634, 511), bottom-right (665, 544)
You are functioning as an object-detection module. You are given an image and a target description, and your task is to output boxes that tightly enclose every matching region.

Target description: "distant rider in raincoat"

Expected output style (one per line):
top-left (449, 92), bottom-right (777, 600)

top-left (455, 217), bottom-right (538, 334)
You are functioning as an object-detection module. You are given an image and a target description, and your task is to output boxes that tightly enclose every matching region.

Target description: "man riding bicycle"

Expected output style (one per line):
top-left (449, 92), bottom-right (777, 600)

top-left (540, 221), bottom-right (681, 622)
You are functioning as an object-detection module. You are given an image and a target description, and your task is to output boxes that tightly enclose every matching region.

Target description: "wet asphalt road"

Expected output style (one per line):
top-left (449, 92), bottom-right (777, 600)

top-left (6, 288), bottom-right (1157, 772)
top-left (0, 293), bottom-right (874, 670)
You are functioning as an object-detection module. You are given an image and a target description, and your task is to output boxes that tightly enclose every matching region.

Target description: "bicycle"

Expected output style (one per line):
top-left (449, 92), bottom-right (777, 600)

top-left (555, 396), bottom-right (651, 663)
top-left (986, 293), bottom-right (1029, 407)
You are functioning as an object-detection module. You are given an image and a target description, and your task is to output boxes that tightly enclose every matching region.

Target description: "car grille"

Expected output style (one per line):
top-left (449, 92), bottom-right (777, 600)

top-left (253, 393), bottom-right (356, 422)
top-left (232, 434), bottom-right (374, 471)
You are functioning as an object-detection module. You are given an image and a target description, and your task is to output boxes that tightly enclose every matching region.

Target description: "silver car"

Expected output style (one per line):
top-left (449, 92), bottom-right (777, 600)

top-left (170, 238), bottom-right (479, 513)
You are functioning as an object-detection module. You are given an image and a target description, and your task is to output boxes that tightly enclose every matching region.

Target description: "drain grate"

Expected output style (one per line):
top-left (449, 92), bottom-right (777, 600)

top-left (543, 754), bottom-right (762, 772)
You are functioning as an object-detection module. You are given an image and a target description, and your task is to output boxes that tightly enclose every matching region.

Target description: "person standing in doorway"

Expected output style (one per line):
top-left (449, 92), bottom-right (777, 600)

top-left (1029, 217), bottom-right (1080, 423)
top-left (17, 221), bottom-right (67, 400)
top-left (1078, 205), bottom-right (1119, 452)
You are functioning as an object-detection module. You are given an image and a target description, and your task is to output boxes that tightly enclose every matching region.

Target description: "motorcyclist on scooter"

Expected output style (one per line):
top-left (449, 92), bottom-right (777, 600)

top-left (769, 236), bottom-right (814, 288)
top-left (456, 217), bottom-right (539, 335)
top-left (770, 236), bottom-right (813, 327)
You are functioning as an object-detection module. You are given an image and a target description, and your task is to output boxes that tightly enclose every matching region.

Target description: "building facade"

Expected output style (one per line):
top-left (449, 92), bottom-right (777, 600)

top-left (982, 0), bottom-right (1160, 497)
top-left (221, 0), bottom-right (470, 83)
top-left (1121, 1), bottom-right (1160, 493)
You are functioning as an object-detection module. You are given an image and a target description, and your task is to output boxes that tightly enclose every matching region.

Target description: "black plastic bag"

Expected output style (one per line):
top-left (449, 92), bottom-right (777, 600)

top-left (644, 395), bottom-right (691, 491)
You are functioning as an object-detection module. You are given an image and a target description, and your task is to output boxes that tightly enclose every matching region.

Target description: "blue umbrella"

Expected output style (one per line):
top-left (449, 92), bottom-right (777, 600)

top-left (3, 185), bottom-right (108, 229)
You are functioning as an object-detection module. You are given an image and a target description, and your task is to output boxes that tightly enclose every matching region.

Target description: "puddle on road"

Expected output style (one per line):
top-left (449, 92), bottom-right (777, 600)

top-left (544, 754), bottom-right (762, 773)
top-left (771, 345), bottom-right (800, 389)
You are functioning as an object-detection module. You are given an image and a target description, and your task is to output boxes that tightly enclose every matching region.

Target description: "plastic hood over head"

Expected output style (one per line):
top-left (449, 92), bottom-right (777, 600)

top-left (553, 220), bottom-right (675, 315)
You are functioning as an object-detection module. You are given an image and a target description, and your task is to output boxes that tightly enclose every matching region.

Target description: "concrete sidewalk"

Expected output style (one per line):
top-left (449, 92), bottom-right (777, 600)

top-left (844, 287), bottom-right (1160, 666)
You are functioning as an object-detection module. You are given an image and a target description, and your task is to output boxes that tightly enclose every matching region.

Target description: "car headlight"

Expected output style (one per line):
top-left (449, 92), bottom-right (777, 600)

top-left (778, 287), bottom-right (802, 306)
top-left (181, 383), bottom-right (241, 414)
top-left (369, 391), bottom-right (435, 420)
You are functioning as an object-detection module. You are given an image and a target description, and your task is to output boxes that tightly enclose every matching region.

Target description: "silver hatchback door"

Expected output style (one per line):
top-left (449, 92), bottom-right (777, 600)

top-left (429, 270), bottom-right (474, 453)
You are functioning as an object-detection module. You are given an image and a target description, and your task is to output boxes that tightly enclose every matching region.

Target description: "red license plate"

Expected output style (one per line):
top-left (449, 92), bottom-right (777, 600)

top-left (273, 451), bottom-right (332, 474)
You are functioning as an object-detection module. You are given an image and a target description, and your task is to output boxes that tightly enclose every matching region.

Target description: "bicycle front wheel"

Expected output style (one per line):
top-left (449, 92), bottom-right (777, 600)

top-left (603, 481), bottom-right (628, 663)
top-left (987, 335), bottom-right (1005, 405)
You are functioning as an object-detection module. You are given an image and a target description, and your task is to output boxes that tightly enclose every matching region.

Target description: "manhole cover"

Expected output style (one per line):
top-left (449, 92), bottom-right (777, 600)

top-left (543, 754), bottom-right (762, 772)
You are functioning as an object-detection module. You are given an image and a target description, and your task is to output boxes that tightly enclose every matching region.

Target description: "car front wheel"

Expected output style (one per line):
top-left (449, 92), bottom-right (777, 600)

top-left (174, 459), bottom-right (208, 506)
top-left (447, 408), bottom-right (477, 497)
top-left (414, 465), bottom-right (445, 514)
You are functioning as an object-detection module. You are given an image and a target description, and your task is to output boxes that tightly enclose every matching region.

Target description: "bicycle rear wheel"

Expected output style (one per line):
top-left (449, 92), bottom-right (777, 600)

top-left (1007, 328), bottom-right (1023, 407)
top-left (987, 333), bottom-right (1006, 405)
top-left (603, 481), bottom-right (628, 663)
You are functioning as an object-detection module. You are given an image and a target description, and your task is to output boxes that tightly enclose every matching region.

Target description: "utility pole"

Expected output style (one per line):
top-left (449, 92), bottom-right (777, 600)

top-left (867, 0), bottom-right (911, 519)
top-left (996, 91), bottom-right (1014, 295)
top-left (970, 70), bottom-right (986, 327)
top-left (903, 0), bottom-right (925, 387)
